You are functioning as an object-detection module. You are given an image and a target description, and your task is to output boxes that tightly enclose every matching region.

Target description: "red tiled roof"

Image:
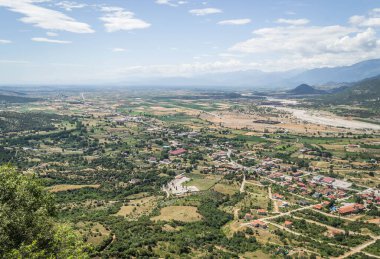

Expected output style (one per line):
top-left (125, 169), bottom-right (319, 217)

top-left (338, 203), bottom-right (365, 214)
top-left (322, 177), bottom-right (335, 184)
top-left (273, 193), bottom-right (284, 199)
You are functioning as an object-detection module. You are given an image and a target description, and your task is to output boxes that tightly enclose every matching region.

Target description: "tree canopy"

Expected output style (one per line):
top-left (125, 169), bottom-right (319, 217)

top-left (0, 165), bottom-right (90, 258)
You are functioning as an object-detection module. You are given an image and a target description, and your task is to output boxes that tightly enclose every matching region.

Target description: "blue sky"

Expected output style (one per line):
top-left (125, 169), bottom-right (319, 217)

top-left (1, 0), bottom-right (380, 84)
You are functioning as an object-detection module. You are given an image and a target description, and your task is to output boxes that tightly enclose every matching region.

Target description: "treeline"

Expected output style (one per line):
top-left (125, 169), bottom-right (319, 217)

top-left (0, 111), bottom-right (70, 133)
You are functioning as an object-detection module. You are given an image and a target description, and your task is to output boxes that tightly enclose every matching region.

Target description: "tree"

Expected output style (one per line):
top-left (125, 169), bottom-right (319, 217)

top-left (0, 165), bottom-right (90, 258)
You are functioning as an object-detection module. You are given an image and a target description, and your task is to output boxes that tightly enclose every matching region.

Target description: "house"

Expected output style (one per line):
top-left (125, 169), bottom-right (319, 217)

top-left (297, 182), bottom-right (306, 188)
top-left (322, 177), bottom-right (335, 185)
top-left (169, 148), bottom-right (187, 156)
top-left (257, 209), bottom-right (267, 215)
top-left (273, 193), bottom-right (284, 200)
top-left (327, 195), bottom-right (336, 200)
top-left (284, 221), bottom-right (293, 228)
top-left (250, 220), bottom-right (268, 229)
top-left (338, 203), bottom-right (365, 215)
top-left (313, 204), bottom-right (323, 210)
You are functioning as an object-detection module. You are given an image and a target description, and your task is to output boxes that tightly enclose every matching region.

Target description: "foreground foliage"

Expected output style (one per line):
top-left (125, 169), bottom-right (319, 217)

top-left (0, 165), bottom-right (90, 258)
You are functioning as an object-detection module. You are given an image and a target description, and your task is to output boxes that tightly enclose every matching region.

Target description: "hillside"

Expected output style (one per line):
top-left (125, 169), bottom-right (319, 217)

top-left (0, 94), bottom-right (40, 103)
top-left (288, 84), bottom-right (326, 95)
top-left (318, 75), bottom-right (380, 111)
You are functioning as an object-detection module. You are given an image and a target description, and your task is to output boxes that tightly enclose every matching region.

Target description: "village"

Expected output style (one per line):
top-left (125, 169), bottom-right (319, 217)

top-left (1, 90), bottom-right (379, 258)
top-left (108, 107), bottom-right (380, 258)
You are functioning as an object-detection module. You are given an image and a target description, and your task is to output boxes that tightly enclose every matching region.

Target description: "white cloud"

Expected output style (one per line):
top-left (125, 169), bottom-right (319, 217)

top-left (46, 32), bottom-right (58, 37)
top-left (276, 18), bottom-right (310, 25)
top-left (189, 8), bottom-right (222, 16)
top-left (32, 37), bottom-right (72, 44)
top-left (112, 48), bottom-right (126, 52)
top-left (0, 39), bottom-right (11, 44)
top-left (0, 0), bottom-right (94, 33)
top-left (350, 15), bottom-right (380, 27)
top-left (349, 8), bottom-right (380, 27)
top-left (218, 19), bottom-right (251, 25)
top-left (100, 6), bottom-right (151, 32)
top-left (231, 25), bottom-right (357, 54)
top-left (229, 23), bottom-right (380, 71)
top-left (56, 1), bottom-right (87, 11)
top-left (155, 0), bottom-right (187, 7)
top-left (155, 0), bottom-right (176, 7)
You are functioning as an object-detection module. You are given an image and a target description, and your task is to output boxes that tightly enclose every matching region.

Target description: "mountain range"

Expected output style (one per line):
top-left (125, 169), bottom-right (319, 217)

top-left (124, 59), bottom-right (380, 89)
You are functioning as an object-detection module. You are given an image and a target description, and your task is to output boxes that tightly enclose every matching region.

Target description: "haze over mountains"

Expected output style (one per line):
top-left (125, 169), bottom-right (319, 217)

top-left (128, 59), bottom-right (380, 89)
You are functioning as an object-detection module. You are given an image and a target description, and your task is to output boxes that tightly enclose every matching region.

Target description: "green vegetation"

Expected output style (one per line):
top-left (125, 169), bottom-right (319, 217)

top-left (0, 94), bottom-right (41, 103)
top-left (0, 165), bottom-right (89, 258)
top-left (364, 240), bottom-right (380, 256)
top-left (0, 111), bottom-right (70, 133)
top-left (1, 88), bottom-right (379, 257)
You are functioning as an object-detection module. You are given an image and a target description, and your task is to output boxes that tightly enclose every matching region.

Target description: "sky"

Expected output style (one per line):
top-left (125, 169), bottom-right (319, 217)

top-left (1, 0), bottom-right (380, 85)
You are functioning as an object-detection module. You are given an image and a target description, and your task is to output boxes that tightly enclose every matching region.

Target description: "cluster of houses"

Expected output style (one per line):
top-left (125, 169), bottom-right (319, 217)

top-left (313, 201), bottom-right (365, 215)
top-left (112, 117), bottom-right (378, 222)
top-left (359, 188), bottom-right (380, 206)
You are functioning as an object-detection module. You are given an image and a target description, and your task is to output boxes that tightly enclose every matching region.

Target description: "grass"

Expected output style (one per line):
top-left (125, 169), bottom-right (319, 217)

top-left (116, 196), bottom-right (158, 219)
top-left (243, 185), bottom-right (270, 210)
top-left (151, 206), bottom-right (203, 222)
top-left (213, 183), bottom-right (240, 195)
top-left (184, 173), bottom-right (221, 190)
top-left (76, 221), bottom-right (111, 246)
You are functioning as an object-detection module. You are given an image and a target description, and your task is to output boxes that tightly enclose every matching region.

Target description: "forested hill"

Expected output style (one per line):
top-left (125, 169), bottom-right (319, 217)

top-left (317, 75), bottom-right (380, 110)
top-left (0, 94), bottom-right (41, 103)
top-left (287, 84), bottom-right (326, 95)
